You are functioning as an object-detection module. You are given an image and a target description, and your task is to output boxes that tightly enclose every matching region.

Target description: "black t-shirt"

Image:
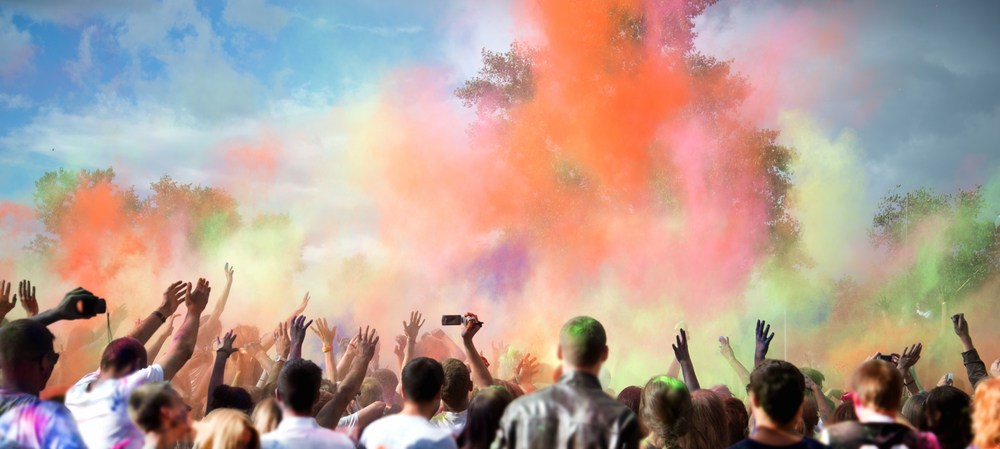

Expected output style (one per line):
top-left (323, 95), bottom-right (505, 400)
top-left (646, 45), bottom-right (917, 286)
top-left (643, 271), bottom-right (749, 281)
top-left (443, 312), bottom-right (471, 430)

top-left (729, 437), bottom-right (829, 449)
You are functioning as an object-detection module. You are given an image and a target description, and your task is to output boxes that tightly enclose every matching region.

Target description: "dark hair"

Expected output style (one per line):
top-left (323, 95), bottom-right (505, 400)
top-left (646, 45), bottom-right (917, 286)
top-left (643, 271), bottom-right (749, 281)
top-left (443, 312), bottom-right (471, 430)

top-left (128, 382), bottom-right (179, 432)
top-left (559, 316), bottom-right (607, 368)
top-left (100, 338), bottom-right (148, 375)
top-left (359, 377), bottom-right (383, 408)
top-left (640, 376), bottom-right (692, 446)
top-left (923, 386), bottom-right (972, 449)
top-left (902, 391), bottom-right (928, 428)
top-left (749, 360), bottom-right (805, 426)
top-left (800, 395), bottom-right (819, 436)
top-left (212, 385), bottom-right (254, 414)
top-left (402, 357), bottom-right (445, 404)
top-left (441, 358), bottom-right (472, 410)
top-left (457, 386), bottom-right (513, 449)
top-left (617, 385), bottom-right (642, 417)
top-left (277, 359), bottom-right (322, 413)
top-left (723, 397), bottom-right (749, 445)
top-left (0, 319), bottom-right (55, 366)
top-left (830, 402), bottom-right (857, 424)
top-left (679, 390), bottom-right (728, 449)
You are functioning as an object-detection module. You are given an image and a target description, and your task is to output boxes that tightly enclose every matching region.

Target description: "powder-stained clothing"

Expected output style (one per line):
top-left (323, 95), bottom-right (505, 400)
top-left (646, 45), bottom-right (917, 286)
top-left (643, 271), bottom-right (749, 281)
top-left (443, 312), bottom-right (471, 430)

top-left (65, 364), bottom-right (165, 449)
top-left (0, 390), bottom-right (88, 449)
top-left (494, 371), bottom-right (641, 449)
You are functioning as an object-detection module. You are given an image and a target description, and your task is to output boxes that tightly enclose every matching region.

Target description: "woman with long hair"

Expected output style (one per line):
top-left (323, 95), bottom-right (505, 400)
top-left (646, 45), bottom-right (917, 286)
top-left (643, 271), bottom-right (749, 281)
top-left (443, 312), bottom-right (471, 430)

top-left (194, 408), bottom-right (260, 449)
top-left (639, 376), bottom-right (693, 449)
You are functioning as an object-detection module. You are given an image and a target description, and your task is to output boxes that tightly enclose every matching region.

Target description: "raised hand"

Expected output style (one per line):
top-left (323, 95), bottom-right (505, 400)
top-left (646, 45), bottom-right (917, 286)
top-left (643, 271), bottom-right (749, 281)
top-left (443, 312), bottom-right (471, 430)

top-left (274, 321), bottom-right (291, 358)
top-left (185, 279), bottom-right (211, 314)
top-left (17, 280), bottom-right (38, 317)
top-left (802, 370), bottom-right (818, 391)
top-left (224, 263), bottom-right (235, 283)
top-left (461, 312), bottom-right (483, 343)
top-left (288, 315), bottom-right (314, 360)
top-left (0, 280), bottom-right (15, 318)
top-left (311, 317), bottom-right (337, 346)
top-left (937, 372), bottom-right (954, 387)
top-left (356, 326), bottom-right (380, 362)
top-left (898, 343), bottom-right (922, 371)
top-left (755, 319), bottom-right (775, 366)
top-left (402, 310), bottom-right (425, 341)
top-left (515, 353), bottom-right (539, 385)
top-left (160, 281), bottom-right (188, 315)
top-left (56, 287), bottom-right (105, 320)
top-left (292, 292), bottom-right (310, 317)
top-left (719, 336), bottom-right (735, 359)
top-left (672, 329), bottom-right (692, 363)
top-left (951, 313), bottom-right (969, 338)
top-left (215, 329), bottom-right (238, 358)
top-left (393, 335), bottom-right (406, 365)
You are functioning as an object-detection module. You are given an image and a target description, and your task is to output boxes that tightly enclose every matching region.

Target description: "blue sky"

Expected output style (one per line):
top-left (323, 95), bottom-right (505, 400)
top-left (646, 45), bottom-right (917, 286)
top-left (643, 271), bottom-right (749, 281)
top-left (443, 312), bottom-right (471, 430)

top-left (1, 0), bottom-right (998, 221)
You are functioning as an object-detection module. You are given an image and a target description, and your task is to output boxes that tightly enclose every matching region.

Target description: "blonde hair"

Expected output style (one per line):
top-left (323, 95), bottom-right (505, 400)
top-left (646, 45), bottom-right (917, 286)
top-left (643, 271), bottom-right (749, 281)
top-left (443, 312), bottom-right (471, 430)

top-left (194, 409), bottom-right (260, 449)
top-left (973, 377), bottom-right (1000, 449)
top-left (251, 398), bottom-right (282, 435)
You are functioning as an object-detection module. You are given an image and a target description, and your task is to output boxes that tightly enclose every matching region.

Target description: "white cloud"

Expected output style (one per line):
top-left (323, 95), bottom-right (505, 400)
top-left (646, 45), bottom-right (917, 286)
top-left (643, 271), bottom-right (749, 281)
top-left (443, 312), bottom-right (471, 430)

top-left (0, 92), bottom-right (31, 109)
top-left (66, 25), bottom-right (97, 85)
top-left (0, 12), bottom-right (34, 78)
top-left (329, 23), bottom-right (423, 36)
top-left (0, 0), bottom-right (155, 25)
top-left (222, 0), bottom-right (289, 37)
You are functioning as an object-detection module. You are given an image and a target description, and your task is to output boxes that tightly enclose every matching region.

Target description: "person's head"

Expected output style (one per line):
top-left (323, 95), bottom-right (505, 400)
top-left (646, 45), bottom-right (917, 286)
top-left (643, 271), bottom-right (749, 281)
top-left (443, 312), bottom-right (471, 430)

top-left (901, 391), bottom-right (929, 428)
top-left (800, 368), bottom-right (825, 390)
top-left (401, 357), bottom-right (445, 416)
top-left (557, 316), bottom-right (608, 373)
top-left (798, 395), bottom-right (819, 436)
top-left (851, 360), bottom-right (903, 415)
top-left (679, 389), bottom-right (728, 449)
top-left (830, 402), bottom-right (858, 424)
top-left (748, 359), bottom-right (805, 428)
top-left (129, 382), bottom-right (191, 441)
top-left (710, 384), bottom-right (734, 400)
top-left (457, 386), bottom-right (513, 449)
top-left (100, 337), bottom-right (149, 378)
top-left (441, 358), bottom-right (473, 412)
top-left (212, 385), bottom-right (254, 415)
top-left (973, 377), bottom-right (1000, 449)
top-left (923, 386), bottom-right (972, 449)
top-left (373, 368), bottom-right (400, 404)
top-left (640, 376), bottom-right (692, 446)
top-left (276, 359), bottom-right (322, 416)
top-left (195, 408), bottom-right (260, 449)
top-left (251, 398), bottom-right (282, 435)
top-left (493, 379), bottom-right (525, 400)
top-left (617, 385), bottom-right (642, 417)
top-left (723, 397), bottom-right (749, 446)
top-left (359, 377), bottom-right (383, 408)
top-left (0, 319), bottom-right (59, 395)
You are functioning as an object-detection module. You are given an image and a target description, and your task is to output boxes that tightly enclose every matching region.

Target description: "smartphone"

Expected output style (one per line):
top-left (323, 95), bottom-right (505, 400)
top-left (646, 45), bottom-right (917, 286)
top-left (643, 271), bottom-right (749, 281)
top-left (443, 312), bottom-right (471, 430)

top-left (442, 315), bottom-right (464, 326)
top-left (77, 295), bottom-right (108, 315)
top-left (946, 373), bottom-right (953, 383)
top-left (876, 353), bottom-right (894, 363)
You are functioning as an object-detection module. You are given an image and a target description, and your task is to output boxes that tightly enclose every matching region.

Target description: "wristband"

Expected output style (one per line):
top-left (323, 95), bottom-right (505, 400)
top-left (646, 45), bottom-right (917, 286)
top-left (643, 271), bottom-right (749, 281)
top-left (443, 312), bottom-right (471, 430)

top-left (152, 310), bottom-right (167, 323)
top-left (322, 344), bottom-right (333, 354)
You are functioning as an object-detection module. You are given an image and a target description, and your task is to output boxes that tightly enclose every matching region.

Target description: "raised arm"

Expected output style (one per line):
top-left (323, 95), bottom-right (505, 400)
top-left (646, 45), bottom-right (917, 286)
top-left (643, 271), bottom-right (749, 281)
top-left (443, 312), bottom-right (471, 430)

top-left (317, 326), bottom-right (379, 429)
top-left (803, 372), bottom-right (833, 424)
top-left (31, 287), bottom-right (105, 326)
top-left (259, 292), bottom-right (310, 351)
top-left (897, 343), bottom-right (923, 396)
top-left (287, 315), bottom-right (313, 361)
top-left (951, 313), bottom-right (989, 389)
top-left (719, 336), bottom-right (751, 387)
top-left (461, 312), bottom-right (494, 388)
top-left (672, 329), bottom-right (700, 391)
top-left (206, 329), bottom-right (238, 414)
top-left (17, 280), bottom-right (39, 318)
top-left (336, 334), bottom-right (359, 380)
top-left (146, 313), bottom-right (180, 362)
top-left (158, 279), bottom-right (210, 381)
top-left (311, 318), bottom-right (339, 383)
top-left (513, 353), bottom-right (539, 394)
top-left (754, 319), bottom-right (775, 368)
top-left (397, 311), bottom-right (425, 395)
top-left (128, 281), bottom-right (187, 345)
top-left (0, 281), bottom-right (15, 323)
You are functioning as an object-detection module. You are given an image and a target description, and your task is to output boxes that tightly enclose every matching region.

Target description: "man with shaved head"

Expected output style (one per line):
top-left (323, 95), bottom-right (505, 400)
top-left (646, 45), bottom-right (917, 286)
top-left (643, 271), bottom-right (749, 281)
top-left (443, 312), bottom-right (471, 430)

top-left (495, 315), bottom-right (640, 449)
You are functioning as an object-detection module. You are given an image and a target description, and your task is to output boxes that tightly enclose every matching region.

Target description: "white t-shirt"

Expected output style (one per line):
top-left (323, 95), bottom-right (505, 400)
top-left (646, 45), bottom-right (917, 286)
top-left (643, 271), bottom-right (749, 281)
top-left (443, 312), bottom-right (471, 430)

top-left (261, 416), bottom-right (354, 449)
top-left (430, 410), bottom-right (467, 437)
top-left (360, 414), bottom-right (458, 449)
top-left (65, 364), bottom-right (165, 449)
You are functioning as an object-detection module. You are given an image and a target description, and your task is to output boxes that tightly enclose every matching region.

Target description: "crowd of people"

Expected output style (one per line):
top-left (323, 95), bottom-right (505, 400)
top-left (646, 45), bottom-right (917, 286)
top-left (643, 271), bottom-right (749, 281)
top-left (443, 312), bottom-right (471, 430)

top-left (0, 267), bottom-right (998, 449)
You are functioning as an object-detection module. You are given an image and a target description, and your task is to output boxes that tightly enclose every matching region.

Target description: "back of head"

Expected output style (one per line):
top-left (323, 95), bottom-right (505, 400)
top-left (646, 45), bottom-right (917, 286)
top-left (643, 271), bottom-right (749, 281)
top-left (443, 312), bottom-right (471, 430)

top-left (0, 319), bottom-right (55, 368)
top-left (373, 368), bottom-right (399, 391)
top-left (251, 398), bottom-right (282, 435)
top-left (458, 386), bottom-right (513, 449)
top-left (640, 376), bottom-right (692, 444)
top-left (558, 316), bottom-right (607, 369)
top-left (129, 382), bottom-right (180, 433)
top-left (212, 385), bottom-right (254, 415)
top-left (723, 397), bottom-right (749, 445)
top-left (831, 402), bottom-right (858, 425)
top-left (359, 377), bottom-right (383, 408)
top-left (749, 359), bottom-right (805, 426)
top-left (924, 386), bottom-right (972, 449)
top-left (851, 360), bottom-right (903, 412)
top-left (277, 359), bottom-right (322, 414)
top-left (195, 408), bottom-right (260, 449)
top-left (902, 391), bottom-right (929, 428)
top-left (100, 337), bottom-right (149, 377)
top-left (617, 385), bottom-right (642, 417)
top-left (973, 377), bottom-right (1000, 449)
top-left (440, 358), bottom-right (472, 410)
top-left (402, 357), bottom-right (445, 405)
top-left (800, 395), bottom-right (819, 436)
top-left (679, 389), bottom-right (727, 449)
